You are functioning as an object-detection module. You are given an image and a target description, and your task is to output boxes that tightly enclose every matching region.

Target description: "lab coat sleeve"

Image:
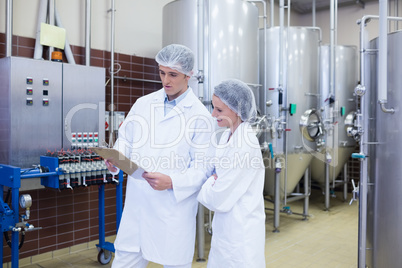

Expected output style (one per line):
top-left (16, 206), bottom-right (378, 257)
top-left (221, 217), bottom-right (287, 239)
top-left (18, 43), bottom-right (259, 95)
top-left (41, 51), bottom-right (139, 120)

top-left (170, 115), bottom-right (216, 203)
top-left (197, 146), bottom-right (262, 213)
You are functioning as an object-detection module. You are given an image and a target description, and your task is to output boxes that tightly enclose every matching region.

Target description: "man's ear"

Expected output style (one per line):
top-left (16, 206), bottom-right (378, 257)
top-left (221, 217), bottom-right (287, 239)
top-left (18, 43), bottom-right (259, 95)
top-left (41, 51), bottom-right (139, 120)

top-left (187, 70), bottom-right (194, 79)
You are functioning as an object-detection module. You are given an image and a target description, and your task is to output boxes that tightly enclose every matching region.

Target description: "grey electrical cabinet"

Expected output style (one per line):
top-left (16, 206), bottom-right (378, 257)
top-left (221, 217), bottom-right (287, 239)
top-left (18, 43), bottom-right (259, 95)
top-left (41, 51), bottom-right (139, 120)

top-left (0, 57), bottom-right (105, 170)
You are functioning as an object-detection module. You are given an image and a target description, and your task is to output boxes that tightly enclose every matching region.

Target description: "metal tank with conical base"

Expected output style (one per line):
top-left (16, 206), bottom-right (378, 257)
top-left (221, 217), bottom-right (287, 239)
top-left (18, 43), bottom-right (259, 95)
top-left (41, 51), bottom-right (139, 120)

top-left (310, 45), bottom-right (358, 208)
top-left (259, 27), bottom-right (321, 231)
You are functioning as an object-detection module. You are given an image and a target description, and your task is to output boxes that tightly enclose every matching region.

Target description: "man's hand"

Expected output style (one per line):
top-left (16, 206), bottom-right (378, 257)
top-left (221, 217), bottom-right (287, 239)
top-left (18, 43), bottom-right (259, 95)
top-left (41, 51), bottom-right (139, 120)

top-left (104, 159), bottom-right (118, 174)
top-left (142, 172), bottom-right (173, 191)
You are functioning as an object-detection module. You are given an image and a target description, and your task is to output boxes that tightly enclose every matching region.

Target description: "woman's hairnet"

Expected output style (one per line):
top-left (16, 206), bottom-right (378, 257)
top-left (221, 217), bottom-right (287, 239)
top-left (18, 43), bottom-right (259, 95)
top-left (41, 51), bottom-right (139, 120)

top-left (214, 79), bottom-right (257, 122)
top-left (155, 44), bottom-right (194, 76)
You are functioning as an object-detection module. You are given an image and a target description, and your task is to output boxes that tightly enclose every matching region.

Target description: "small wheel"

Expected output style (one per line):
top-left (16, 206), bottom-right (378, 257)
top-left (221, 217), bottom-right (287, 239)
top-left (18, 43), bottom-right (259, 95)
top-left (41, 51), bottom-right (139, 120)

top-left (97, 249), bottom-right (112, 265)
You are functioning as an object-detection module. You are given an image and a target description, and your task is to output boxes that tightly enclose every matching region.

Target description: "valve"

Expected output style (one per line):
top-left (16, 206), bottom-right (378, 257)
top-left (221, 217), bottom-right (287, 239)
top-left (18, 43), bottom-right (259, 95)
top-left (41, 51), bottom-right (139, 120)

top-left (351, 153), bottom-right (366, 159)
top-left (266, 100), bottom-right (273, 107)
top-left (282, 206), bottom-right (292, 215)
top-left (354, 84), bottom-right (366, 96)
top-left (11, 227), bottom-right (21, 232)
top-left (275, 158), bottom-right (282, 173)
top-left (268, 143), bottom-right (274, 159)
top-left (349, 179), bottom-right (359, 205)
top-left (196, 70), bottom-right (204, 83)
top-left (326, 152), bottom-right (332, 164)
top-left (345, 111), bottom-right (362, 142)
top-left (277, 121), bottom-right (287, 139)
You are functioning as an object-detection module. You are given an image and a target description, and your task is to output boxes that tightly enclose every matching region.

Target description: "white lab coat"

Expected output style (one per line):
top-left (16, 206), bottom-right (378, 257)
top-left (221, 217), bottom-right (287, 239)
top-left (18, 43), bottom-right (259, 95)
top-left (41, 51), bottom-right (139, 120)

top-left (113, 87), bottom-right (215, 265)
top-left (197, 122), bottom-right (266, 268)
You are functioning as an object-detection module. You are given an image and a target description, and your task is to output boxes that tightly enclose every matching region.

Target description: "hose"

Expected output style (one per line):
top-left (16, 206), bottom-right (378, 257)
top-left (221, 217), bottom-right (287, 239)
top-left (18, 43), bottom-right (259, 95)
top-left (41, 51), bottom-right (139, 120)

top-left (3, 231), bottom-right (25, 249)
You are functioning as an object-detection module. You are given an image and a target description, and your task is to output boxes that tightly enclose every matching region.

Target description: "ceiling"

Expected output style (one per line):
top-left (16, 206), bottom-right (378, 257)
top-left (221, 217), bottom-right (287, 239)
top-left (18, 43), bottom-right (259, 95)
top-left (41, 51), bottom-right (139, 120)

top-left (286, 0), bottom-right (378, 14)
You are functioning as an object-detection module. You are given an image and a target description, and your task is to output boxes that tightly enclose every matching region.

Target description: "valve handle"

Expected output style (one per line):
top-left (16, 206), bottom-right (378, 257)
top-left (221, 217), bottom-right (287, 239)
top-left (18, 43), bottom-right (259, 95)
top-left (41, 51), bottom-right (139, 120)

top-left (349, 179), bottom-right (359, 205)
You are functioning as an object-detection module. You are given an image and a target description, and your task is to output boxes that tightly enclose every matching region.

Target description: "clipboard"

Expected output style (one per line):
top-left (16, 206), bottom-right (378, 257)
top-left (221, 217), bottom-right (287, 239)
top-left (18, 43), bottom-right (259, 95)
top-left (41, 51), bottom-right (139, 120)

top-left (89, 147), bottom-right (145, 175)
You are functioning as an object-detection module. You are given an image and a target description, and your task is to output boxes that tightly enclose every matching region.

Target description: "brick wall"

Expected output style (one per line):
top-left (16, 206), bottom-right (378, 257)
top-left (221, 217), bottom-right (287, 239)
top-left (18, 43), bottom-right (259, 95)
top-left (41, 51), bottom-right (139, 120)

top-left (0, 32), bottom-right (161, 262)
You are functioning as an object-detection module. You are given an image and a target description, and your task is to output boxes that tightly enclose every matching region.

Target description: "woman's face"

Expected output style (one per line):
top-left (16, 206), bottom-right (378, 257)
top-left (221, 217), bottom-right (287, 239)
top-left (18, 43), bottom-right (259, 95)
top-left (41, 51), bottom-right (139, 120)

top-left (159, 65), bottom-right (190, 101)
top-left (211, 94), bottom-right (241, 129)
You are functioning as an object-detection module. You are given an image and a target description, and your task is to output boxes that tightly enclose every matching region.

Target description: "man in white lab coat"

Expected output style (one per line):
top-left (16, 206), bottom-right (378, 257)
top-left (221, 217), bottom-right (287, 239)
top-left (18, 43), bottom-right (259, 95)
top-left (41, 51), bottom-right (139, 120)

top-left (106, 44), bottom-right (215, 268)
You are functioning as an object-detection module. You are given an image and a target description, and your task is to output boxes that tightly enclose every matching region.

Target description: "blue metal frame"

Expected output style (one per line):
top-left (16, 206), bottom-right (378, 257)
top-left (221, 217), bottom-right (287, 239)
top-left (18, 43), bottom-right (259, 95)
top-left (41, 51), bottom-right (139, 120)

top-left (96, 170), bottom-right (124, 254)
top-left (0, 165), bottom-right (23, 268)
top-left (0, 162), bottom-right (123, 267)
top-left (40, 156), bottom-right (62, 188)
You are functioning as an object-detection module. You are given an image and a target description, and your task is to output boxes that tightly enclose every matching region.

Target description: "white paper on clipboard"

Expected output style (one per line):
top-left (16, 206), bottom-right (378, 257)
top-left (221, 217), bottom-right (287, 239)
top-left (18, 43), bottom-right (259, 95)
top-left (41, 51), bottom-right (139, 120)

top-left (89, 147), bottom-right (146, 176)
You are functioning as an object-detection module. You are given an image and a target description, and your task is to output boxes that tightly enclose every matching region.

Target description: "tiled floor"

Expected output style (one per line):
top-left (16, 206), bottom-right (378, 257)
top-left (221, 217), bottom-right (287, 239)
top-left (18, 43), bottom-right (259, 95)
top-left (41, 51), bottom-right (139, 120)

top-left (16, 188), bottom-right (358, 268)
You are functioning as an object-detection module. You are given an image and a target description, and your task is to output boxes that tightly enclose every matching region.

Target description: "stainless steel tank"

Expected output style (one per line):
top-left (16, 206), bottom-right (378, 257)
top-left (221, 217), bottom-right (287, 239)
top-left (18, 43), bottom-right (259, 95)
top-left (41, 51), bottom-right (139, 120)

top-left (364, 30), bottom-right (402, 268)
top-left (259, 27), bottom-right (320, 197)
top-left (162, 0), bottom-right (259, 104)
top-left (310, 45), bottom-right (358, 186)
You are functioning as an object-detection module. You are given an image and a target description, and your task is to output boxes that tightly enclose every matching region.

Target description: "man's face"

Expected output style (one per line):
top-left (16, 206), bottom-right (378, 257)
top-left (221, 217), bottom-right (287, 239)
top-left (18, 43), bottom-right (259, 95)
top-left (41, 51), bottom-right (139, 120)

top-left (159, 65), bottom-right (190, 101)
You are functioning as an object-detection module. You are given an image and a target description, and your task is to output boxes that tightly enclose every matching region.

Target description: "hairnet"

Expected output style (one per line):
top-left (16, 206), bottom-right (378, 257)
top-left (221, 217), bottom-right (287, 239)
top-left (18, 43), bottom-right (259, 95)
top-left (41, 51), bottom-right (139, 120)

top-left (155, 44), bottom-right (194, 76)
top-left (213, 79), bottom-right (257, 121)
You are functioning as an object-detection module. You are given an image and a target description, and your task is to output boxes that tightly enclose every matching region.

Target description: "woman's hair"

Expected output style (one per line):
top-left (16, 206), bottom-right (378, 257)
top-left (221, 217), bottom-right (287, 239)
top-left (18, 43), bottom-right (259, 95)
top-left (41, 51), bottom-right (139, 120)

top-left (214, 79), bottom-right (257, 121)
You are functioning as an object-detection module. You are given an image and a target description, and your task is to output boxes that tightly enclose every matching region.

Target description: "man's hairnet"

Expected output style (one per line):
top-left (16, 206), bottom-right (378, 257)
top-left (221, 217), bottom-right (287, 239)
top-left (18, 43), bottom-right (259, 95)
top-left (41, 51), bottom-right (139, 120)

top-left (155, 44), bottom-right (194, 76)
top-left (214, 79), bottom-right (257, 122)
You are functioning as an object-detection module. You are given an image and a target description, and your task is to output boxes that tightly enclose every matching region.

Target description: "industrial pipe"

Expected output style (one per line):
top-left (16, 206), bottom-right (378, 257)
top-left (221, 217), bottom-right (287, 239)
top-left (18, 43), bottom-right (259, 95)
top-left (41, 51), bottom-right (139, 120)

top-left (196, 203), bottom-right (205, 261)
top-left (248, 0), bottom-right (267, 143)
top-left (197, 0), bottom-right (204, 101)
top-left (378, 0), bottom-right (394, 114)
top-left (108, 0), bottom-right (116, 147)
top-left (279, 0), bottom-right (284, 96)
top-left (312, 0), bottom-right (316, 26)
top-left (273, 158), bottom-right (281, 232)
top-left (114, 76), bottom-right (161, 84)
top-left (270, 0), bottom-right (274, 27)
top-left (357, 15), bottom-right (402, 92)
top-left (330, 0), bottom-right (336, 98)
top-left (205, 0), bottom-right (212, 110)
top-left (48, 0), bottom-right (55, 60)
top-left (357, 87), bottom-right (368, 268)
top-left (323, 0), bottom-right (338, 211)
top-left (278, 0), bottom-right (285, 205)
top-left (395, 0), bottom-right (399, 30)
top-left (33, 0), bottom-right (48, 60)
top-left (303, 167), bottom-right (310, 218)
top-left (196, 4), bottom-right (206, 259)
top-left (85, 0), bottom-right (92, 66)
top-left (5, 0), bottom-right (12, 57)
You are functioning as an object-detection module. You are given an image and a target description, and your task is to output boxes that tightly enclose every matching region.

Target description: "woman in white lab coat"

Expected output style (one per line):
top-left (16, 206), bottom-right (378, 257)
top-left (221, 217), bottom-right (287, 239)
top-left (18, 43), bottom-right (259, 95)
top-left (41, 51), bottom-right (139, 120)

top-left (197, 79), bottom-right (266, 268)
